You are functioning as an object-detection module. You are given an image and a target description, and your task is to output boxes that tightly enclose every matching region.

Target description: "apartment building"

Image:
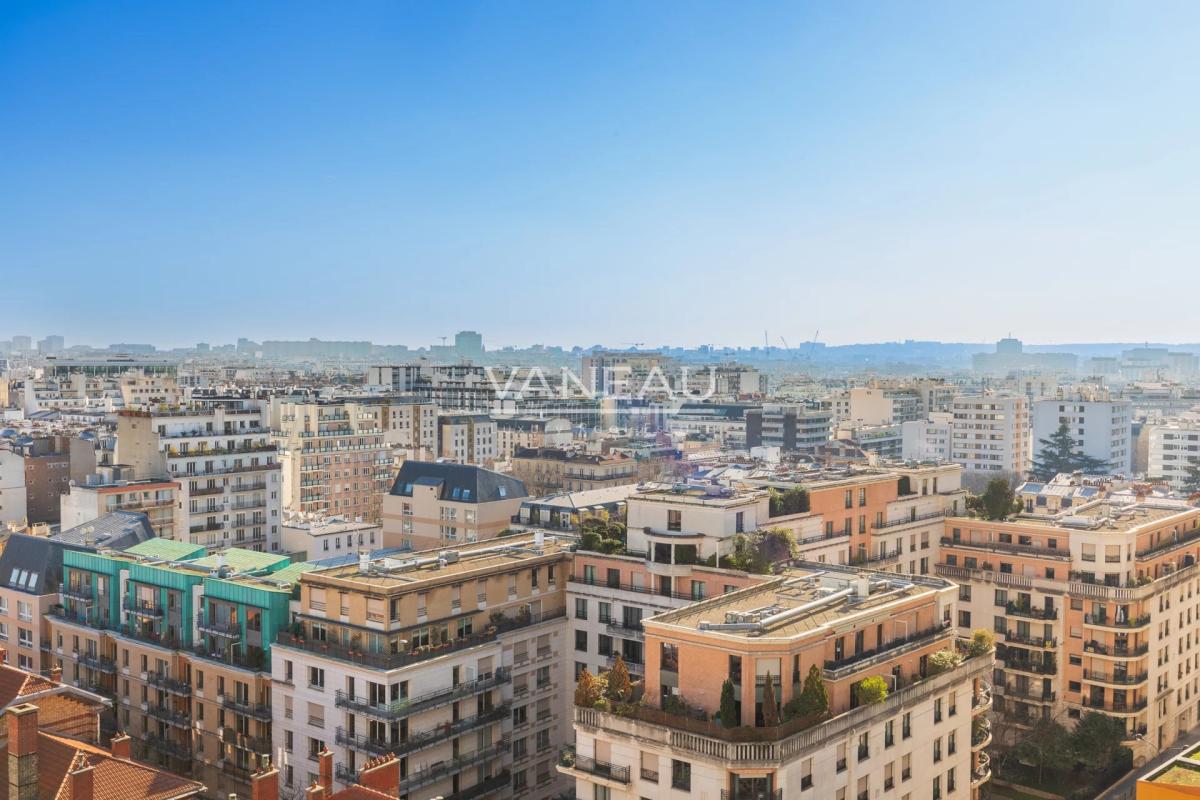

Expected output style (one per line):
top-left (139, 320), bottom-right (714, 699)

top-left (381, 461), bottom-right (527, 551)
top-left (580, 351), bottom-right (678, 396)
top-left (270, 532), bottom-right (574, 800)
top-left (48, 539), bottom-right (303, 798)
top-left (269, 397), bottom-right (393, 524)
top-left (0, 445), bottom-right (27, 526)
top-left (117, 405), bottom-right (282, 552)
top-left (831, 387), bottom-right (922, 426)
top-left (1032, 396), bottom-right (1133, 476)
top-left (1148, 415), bottom-right (1200, 490)
top-left (7, 435), bottom-right (96, 524)
top-left (902, 412), bottom-right (954, 462)
top-left (438, 414), bottom-right (498, 465)
top-left (565, 562), bottom-right (992, 800)
top-left (281, 515), bottom-right (384, 561)
top-left (950, 394), bottom-right (1030, 479)
top-left (374, 396), bottom-right (439, 459)
top-left (937, 493), bottom-right (1200, 761)
top-left (59, 465), bottom-right (180, 539)
top-left (746, 404), bottom-right (833, 453)
top-left (366, 363), bottom-right (497, 412)
top-left (495, 416), bottom-right (573, 460)
top-left (510, 447), bottom-right (638, 496)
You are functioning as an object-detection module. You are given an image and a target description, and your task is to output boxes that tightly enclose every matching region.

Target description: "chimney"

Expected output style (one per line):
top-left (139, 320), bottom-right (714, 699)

top-left (318, 747), bottom-right (333, 795)
top-left (358, 755), bottom-right (400, 794)
top-left (109, 733), bottom-right (131, 760)
top-left (49, 665), bottom-right (62, 683)
top-left (304, 783), bottom-right (325, 800)
top-left (7, 703), bottom-right (40, 800)
top-left (68, 762), bottom-right (93, 800)
top-left (251, 764), bottom-right (280, 800)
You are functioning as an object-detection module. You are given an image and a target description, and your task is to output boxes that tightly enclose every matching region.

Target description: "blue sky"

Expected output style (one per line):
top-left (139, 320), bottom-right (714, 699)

top-left (3, 1), bottom-right (1200, 349)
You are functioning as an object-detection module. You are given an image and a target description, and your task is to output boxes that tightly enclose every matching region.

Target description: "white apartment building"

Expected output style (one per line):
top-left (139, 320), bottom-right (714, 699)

top-left (950, 394), bottom-right (1030, 478)
top-left (439, 413), bottom-right (498, 465)
top-left (1148, 414), bottom-right (1200, 489)
top-left (0, 446), bottom-right (28, 526)
top-left (1031, 397), bottom-right (1133, 476)
top-left (116, 403), bottom-right (282, 551)
top-left (279, 515), bottom-right (383, 560)
top-left (902, 412), bottom-right (954, 462)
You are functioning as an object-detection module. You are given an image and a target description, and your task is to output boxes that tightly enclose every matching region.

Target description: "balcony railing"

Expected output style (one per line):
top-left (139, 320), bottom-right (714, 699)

top-left (876, 510), bottom-right (947, 530)
top-left (1083, 640), bottom-right (1149, 657)
top-left (559, 746), bottom-right (631, 784)
top-left (335, 705), bottom-right (508, 758)
top-left (62, 586), bottom-right (95, 603)
top-left (146, 672), bottom-right (190, 694)
top-left (722, 790), bottom-right (783, 800)
top-left (443, 771), bottom-right (512, 800)
top-left (77, 653), bottom-right (118, 674)
top-left (190, 645), bottom-right (267, 671)
top-left (334, 668), bottom-right (510, 720)
top-left (222, 696), bottom-right (272, 721)
top-left (1005, 602), bottom-right (1058, 620)
top-left (142, 733), bottom-right (193, 762)
top-left (144, 703), bottom-right (191, 728)
top-left (196, 613), bottom-right (241, 640)
top-left (397, 738), bottom-right (509, 793)
top-left (569, 575), bottom-right (699, 602)
top-left (122, 599), bottom-right (164, 618)
top-left (1082, 669), bottom-right (1149, 686)
top-left (1084, 613), bottom-right (1151, 629)
top-left (277, 608), bottom-right (565, 670)
top-left (605, 620), bottom-right (645, 639)
top-left (824, 622), bottom-right (952, 676)
top-left (1002, 631), bottom-right (1056, 649)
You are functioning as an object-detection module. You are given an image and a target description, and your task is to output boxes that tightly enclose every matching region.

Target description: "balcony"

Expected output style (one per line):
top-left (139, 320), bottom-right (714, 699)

top-left (222, 696), bottom-right (272, 721)
top-left (190, 645), bottom-right (267, 671)
top-left (442, 771), bottom-right (512, 800)
top-left (196, 613), bottom-right (241, 640)
top-left (1002, 684), bottom-right (1056, 703)
top-left (722, 790), bottom-right (783, 800)
top-left (122, 599), bottom-right (164, 619)
top-left (972, 720), bottom-right (992, 750)
top-left (1084, 613), bottom-right (1151, 630)
top-left (569, 574), bottom-right (699, 602)
top-left (397, 738), bottom-right (509, 793)
top-left (1003, 658), bottom-right (1056, 676)
top-left (77, 653), bottom-right (117, 674)
top-left (142, 733), bottom-right (192, 762)
top-left (1082, 669), bottom-right (1149, 687)
top-left (1002, 631), bottom-right (1056, 649)
top-left (219, 727), bottom-right (271, 754)
top-left (146, 672), bottom-right (190, 694)
top-left (607, 653), bottom-right (643, 675)
top-left (1083, 640), bottom-right (1149, 658)
top-left (605, 620), bottom-right (645, 640)
top-left (942, 536), bottom-right (1069, 561)
top-left (335, 705), bottom-right (508, 758)
top-left (972, 753), bottom-right (992, 788)
top-left (277, 607), bottom-right (564, 670)
top-left (558, 746), bottom-right (631, 785)
top-left (824, 622), bottom-right (953, 678)
top-left (1076, 696), bottom-right (1149, 715)
top-left (1005, 602), bottom-right (1058, 621)
top-left (62, 586), bottom-right (95, 604)
top-left (144, 703), bottom-right (191, 728)
top-left (876, 510), bottom-right (947, 530)
top-left (334, 668), bottom-right (510, 720)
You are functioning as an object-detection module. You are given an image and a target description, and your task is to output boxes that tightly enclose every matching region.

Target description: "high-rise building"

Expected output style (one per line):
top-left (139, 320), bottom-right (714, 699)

top-left (1031, 396), bottom-right (1133, 476)
top-left (1147, 414), bottom-right (1200, 490)
top-left (116, 403), bottom-right (282, 552)
top-left (564, 561), bottom-right (993, 800)
top-left (438, 413), bottom-right (498, 464)
top-left (745, 404), bottom-right (834, 453)
top-left (270, 532), bottom-right (574, 800)
top-left (268, 397), bottom-right (392, 524)
top-left (455, 329), bottom-right (485, 359)
top-left (949, 394), bottom-right (1030, 479)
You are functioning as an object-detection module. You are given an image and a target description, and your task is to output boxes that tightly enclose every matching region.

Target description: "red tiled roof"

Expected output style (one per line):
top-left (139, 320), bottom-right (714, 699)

top-left (0, 731), bottom-right (204, 800)
top-left (0, 665), bottom-right (55, 707)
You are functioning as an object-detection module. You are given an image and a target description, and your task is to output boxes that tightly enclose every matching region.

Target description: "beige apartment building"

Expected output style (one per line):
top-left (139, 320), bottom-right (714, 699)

top-left (564, 561), bottom-right (993, 800)
top-left (271, 532), bottom-right (574, 800)
top-left (59, 465), bottom-right (180, 539)
top-left (495, 416), bottom-right (573, 460)
top-left (939, 479), bottom-right (1200, 763)
top-left (380, 461), bottom-right (528, 551)
top-left (439, 413), bottom-right (499, 465)
top-left (117, 403), bottom-right (282, 552)
top-left (374, 395), bottom-right (439, 459)
top-left (511, 447), bottom-right (638, 496)
top-left (269, 397), bottom-right (393, 524)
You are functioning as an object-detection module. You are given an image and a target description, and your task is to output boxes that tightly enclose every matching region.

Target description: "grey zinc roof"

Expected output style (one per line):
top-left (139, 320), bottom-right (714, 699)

top-left (390, 460), bottom-right (528, 503)
top-left (52, 511), bottom-right (156, 550)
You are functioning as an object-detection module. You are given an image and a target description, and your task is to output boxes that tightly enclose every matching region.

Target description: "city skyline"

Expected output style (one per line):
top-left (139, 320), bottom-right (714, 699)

top-left (5, 2), bottom-right (1200, 345)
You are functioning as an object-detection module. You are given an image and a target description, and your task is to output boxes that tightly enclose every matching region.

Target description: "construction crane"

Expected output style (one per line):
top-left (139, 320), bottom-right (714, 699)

top-left (807, 329), bottom-right (820, 360)
top-left (780, 335), bottom-right (790, 353)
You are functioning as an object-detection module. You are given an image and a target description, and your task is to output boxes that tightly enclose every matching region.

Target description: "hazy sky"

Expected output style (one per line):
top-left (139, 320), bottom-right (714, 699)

top-left (3, 1), bottom-right (1200, 349)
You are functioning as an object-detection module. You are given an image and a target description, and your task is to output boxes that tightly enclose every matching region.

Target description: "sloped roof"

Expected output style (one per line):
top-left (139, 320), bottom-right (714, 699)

top-left (390, 461), bottom-right (527, 503)
top-left (121, 538), bottom-right (206, 562)
top-left (189, 548), bottom-right (290, 574)
top-left (53, 512), bottom-right (155, 550)
top-left (0, 535), bottom-right (97, 596)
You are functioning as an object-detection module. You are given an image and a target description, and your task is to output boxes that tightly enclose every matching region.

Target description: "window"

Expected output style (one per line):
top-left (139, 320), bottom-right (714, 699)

top-left (575, 631), bottom-right (587, 652)
top-left (671, 760), bottom-right (691, 791)
top-left (667, 510), bottom-right (682, 531)
top-left (575, 599), bottom-right (588, 620)
top-left (308, 666), bottom-right (324, 689)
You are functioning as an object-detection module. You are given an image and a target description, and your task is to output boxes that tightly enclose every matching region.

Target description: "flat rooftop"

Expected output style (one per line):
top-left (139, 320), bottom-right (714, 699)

top-left (632, 483), bottom-right (766, 506)
top-left (1005, 500), bottom-right (1196, 532)
top-left (304, 532), bottom-right (574, 590)
top-left (651, 563), bottom-right (949, 640)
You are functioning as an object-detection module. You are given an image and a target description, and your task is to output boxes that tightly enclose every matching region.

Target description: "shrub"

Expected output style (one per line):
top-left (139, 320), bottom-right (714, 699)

top-left (761, 675), bottom-right (780, 726)
top-left (719, 679), bottom-right (737, 728)
top-left (855, 676), bottom-right (888, 705)
top-left (574, 668), bottom-right (601, 707)
top-left (605, 656), bottom-right (633, 704)
top-left (593, 698), bottom-right (610, 712)
top-left (967, 629), bottom-right (995, 657)
top-left (927, 648), bottom-right (963, 676)
top-left (580, 531), bottom-right (602, 551)
top-left (793, 665), bottom-right (829, 718)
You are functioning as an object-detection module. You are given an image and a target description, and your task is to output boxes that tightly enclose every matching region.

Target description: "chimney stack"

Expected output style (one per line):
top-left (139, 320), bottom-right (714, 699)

top-left (318, 747), bottom-right (333, 795)
top-left (109, 733), bottom-right (131, 760)
top-left (358, 754), bottom-right (400, 794)
top-left (304, 783), bottom-right (325, 800)
top-left (49, 665), bottom-right (62, 683)
top-left (7, 703), bottom-right (40, 800)
top-left (68, 761), bottom-right (93, 800)
top-left (251, 763), bottom-right (280, 800)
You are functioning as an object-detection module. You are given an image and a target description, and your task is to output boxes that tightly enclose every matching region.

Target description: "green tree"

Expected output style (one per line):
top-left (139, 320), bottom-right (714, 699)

top-left (1014, 718), bottom-right (1073, 784)
top-left (968, 478), bottom-right (1021, 521)
top-left (760, 674), bottom-right (779, 726)
top-left (794, 665), bottom-right (829, 718)
top-left (770, 487), bottom-right (810, 517)
top-left (1182, 461), bottom-right (1200, 494)
top-left (855, 675), bottom-right (889, 705)
top-left (967, 629), bottom-right (995, 658)
top-left (1031, 422), bottom-right (1111, 480)
top-left (927, 648), bottom-right (963, 676)
top-left (718, 679), bottom-right (738, 728)
top-left (1070, 712), bottom-right (1126, 772)
top-left (605, 656), bottom-right (632, 704)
